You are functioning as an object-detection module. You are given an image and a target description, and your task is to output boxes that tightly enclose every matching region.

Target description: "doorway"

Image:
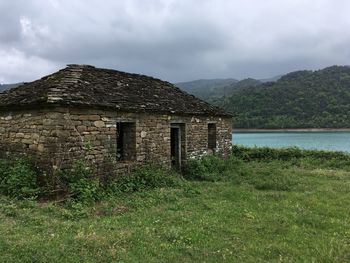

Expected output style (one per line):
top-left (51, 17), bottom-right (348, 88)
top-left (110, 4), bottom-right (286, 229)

top-left (170, 123), bottom-right (185, 170)
top-left (171, 126), bottom-right (181, 169)
top-left (116, 122), bottom-right (136, 161)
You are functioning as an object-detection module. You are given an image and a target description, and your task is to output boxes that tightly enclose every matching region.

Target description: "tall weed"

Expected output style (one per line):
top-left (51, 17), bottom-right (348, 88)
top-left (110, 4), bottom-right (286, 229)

top-left (232, 145), bottom-right (350, 161)
top-left (106, 165), bottom-right (180, 195)
top-left (61, 159), bottom-right (100, 203)
top-left (0, 157), bottom-right (39, 199)
top-left (183, 155), bottom-right (248, 182)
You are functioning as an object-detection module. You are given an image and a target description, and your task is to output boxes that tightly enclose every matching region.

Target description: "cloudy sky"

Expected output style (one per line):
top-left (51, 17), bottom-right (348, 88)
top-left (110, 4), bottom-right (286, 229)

top-left (1, 0), bottom-right (350, 83)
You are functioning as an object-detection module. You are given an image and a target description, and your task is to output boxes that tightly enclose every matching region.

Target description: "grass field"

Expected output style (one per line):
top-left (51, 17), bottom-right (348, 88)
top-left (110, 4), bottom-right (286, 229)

top-left (0, 150), bottom-right (350, 262)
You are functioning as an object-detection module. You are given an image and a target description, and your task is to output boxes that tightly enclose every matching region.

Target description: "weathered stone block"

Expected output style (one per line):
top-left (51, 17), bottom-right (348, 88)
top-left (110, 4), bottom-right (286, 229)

top-left (15, 133), bottom-right (25, 138)
top-left (94, 121), bottom-right (105, 128)
top-left (77, 125), bottom-right (87, 132)
top-left (37, 144), bottom-right (45, 152)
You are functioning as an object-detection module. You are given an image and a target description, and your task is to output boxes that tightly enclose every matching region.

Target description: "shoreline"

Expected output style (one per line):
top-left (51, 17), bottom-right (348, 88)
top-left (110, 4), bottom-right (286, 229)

top-left (233, 128), bottom-right (350, 132)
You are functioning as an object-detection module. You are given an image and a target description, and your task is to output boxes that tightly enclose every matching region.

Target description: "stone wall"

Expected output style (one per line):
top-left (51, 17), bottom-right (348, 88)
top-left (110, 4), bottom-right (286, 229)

top-left (0, 109), bottom-right (56, 171)
top-left (0, 107), bottom-right (232, 177)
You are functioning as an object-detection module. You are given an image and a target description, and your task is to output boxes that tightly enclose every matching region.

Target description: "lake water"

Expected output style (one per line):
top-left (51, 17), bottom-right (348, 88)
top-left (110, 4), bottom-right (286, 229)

top-left (233, 132), bottom-right (350, 153)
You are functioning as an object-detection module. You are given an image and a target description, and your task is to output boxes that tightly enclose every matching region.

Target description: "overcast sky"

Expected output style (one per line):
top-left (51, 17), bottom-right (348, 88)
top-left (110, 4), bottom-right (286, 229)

top-left (1, 0), bottom-right (350, 83)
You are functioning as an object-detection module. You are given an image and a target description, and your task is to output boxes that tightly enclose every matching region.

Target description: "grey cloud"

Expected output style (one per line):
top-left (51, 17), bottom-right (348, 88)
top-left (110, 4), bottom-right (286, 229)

top-left (0, 1), bottom-right (25, 44)
top-left (0, 0), bottom-right (350, 83)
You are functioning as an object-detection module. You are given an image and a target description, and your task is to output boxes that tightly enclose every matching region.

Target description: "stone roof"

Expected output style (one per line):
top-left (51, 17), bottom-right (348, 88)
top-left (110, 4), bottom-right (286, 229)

top-left (0, 65), bottom-right (232, 117)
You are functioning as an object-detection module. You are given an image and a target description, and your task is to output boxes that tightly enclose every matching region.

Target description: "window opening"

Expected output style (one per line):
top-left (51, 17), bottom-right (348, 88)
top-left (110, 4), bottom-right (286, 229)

top-left (208, 123), bottom-right (217, 151)
top-left (116, 122), bottom-right (136, 161)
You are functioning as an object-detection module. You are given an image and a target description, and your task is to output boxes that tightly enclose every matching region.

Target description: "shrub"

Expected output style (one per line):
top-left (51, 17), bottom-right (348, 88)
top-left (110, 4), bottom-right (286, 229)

top-left (0, 159), bottom-right (10, 193)
top-left (62, 159), bottom-right (100, 203)
top-left (106, 165), bottom-right (179, 194)
top-left (0, 157), bottom-right (39, 199)
top-left (183, 155), bottom-right (229, 182)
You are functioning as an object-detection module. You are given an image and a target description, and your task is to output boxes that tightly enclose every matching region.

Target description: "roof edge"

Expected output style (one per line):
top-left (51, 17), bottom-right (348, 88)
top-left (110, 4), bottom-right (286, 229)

top-left (0, 103), bottom-right (233, 118)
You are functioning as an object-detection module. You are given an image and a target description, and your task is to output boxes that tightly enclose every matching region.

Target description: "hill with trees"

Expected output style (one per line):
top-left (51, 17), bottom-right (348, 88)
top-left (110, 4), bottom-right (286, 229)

top-left (211, 66), bottom-right (350, 128)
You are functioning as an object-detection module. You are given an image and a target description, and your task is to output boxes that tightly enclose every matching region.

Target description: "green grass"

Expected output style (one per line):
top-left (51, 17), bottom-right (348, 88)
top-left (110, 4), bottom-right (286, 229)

top-left (0, 156), bottom-right (350, 262)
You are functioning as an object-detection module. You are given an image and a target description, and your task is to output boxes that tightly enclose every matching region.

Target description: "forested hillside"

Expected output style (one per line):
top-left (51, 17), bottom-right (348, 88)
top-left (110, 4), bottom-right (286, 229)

top-left (211, 66), bottom-right (350, 128)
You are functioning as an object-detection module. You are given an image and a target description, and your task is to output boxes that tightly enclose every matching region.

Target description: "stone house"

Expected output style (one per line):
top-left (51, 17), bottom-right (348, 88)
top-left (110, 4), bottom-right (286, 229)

top-left (0, 65), bottom-right (232, 176)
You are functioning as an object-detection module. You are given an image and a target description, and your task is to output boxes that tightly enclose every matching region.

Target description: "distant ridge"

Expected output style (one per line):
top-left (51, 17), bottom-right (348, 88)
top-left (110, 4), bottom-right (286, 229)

top-left (0, 83), bottom-right (23, 93)
top-left (259, 75), bottom-right (282, 83)
top-left (175, 75), bottom-right (281, 99)
top-left (175, 78), bottom-right (238, 99)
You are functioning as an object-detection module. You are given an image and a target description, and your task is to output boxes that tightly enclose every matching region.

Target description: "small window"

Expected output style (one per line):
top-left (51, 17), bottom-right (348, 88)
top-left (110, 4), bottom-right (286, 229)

top-left (116, 122), bottom-right (136, 161)
top-left (208, 123), bottom-right (217, 151)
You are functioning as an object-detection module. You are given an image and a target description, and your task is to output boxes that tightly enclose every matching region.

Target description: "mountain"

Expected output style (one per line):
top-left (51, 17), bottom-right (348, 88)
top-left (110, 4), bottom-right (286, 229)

top-left (175, 79), bottom-right (238, 99)
top-left (212, 66), bottom-right (350, 129)
top-left (0, 83), bottom-right (22, 92)
top-left (213, 78), bottom-right (262, 98)
top-left (175, 76), bottom-right (280, 99)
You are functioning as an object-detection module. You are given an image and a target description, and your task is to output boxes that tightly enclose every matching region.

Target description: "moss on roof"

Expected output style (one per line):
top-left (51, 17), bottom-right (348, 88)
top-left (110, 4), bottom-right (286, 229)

top-left (0, 64), bottom-right (232, 117)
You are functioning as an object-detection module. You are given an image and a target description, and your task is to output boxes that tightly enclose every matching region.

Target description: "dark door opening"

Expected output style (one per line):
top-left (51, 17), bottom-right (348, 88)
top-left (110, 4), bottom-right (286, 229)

top-left (171, 126), bottom-right (181, 169)
top-left (116, 122), bottom-right (136, 161)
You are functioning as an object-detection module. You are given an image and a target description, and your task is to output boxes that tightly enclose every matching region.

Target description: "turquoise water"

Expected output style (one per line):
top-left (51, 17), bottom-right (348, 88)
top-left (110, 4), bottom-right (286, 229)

top-left (233, 132), bottom-right (350, 152)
